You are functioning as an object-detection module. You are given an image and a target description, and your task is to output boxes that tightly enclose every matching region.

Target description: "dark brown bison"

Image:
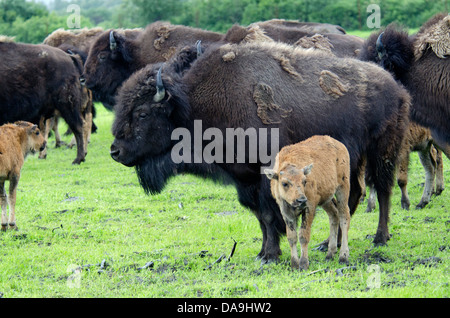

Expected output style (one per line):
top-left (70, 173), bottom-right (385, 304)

top-left (82, 22), bottom-right (222, 109)
top-left (359, 13), bottom-right (450, 146)
top-left (0, 38), bottom-right (87, 164)
top-left (222, 24), bottom-right (363, 58)
top-left (254, 19), bottom-right (346, 35)
top-left (110, 41), bottom-right (410, 263)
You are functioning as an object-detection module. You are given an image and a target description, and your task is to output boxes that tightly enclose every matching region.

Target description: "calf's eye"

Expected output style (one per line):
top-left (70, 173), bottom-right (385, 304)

top-left (139, 113), bottom-right (148, 119)
top-left (282, 182), bottom-right (289, 188)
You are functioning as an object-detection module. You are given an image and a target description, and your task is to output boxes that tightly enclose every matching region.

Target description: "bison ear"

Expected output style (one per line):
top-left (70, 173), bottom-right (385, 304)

top-left (264, 169), bottom-right (278, 180)
top-left (303, 164), bottom-right (313, 176)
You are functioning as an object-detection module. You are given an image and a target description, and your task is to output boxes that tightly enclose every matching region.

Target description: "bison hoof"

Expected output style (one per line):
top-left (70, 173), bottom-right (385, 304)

top-left (72, 158), bottom-right (85, 165)
top-left (415, 201), bottom-right (428, 209)
top-left (313, 239), bottom-right (329, 252)
top-left (435, 187), bottom-right (444, 196)
top-left (1, 224), bottom-right (7, 232)
top-left (373, 230), bottom-right (392, 246)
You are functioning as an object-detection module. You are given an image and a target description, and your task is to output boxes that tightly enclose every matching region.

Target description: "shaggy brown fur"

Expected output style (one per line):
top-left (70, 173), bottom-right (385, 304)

top-left (360, 13), bottom-right (450, 144)
top-left (83, 22), bottom-right (223, 108)
top-left (0, 121), bottom-right (46, 231)
top-left (265, 136), bottom-right (351, 270)
top-left (44, 27), bottom-right (105, 56)
top-left (111, 41), bottom-right (411, 262)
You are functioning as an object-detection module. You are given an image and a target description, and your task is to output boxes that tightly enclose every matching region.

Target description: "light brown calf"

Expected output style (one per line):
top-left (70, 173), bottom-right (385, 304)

top-left (365, 122), bottom-right (446, 211)
top-left (0, 121), bottom-right (46, 231)
top-left (265, 135), bottom-right (351, 270)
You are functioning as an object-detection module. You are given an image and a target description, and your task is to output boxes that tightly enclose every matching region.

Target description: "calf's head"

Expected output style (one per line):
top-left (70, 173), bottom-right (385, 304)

top-left (265, 163), bottom-right (313, 210)
top-left (82, 30), bottom-right (135, 109)
top-left (15, 121), bottom-right (46, 156)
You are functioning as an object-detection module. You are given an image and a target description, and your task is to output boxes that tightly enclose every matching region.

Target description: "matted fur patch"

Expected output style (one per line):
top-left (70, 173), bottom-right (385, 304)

top-left (254, 82), bottom-right (292, 124)
top-left (295, 34), bottom-right (334, 55)
top-left (319, 70), bottom-right (349, 99)
top-left (414, 15), bottom-right (450, 60)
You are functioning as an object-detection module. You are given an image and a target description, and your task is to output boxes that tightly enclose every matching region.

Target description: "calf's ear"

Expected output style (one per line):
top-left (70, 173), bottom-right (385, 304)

top-left (264, 169), bottom-right (278, 180)
top-left (303, 164), bottom-right (313, 175)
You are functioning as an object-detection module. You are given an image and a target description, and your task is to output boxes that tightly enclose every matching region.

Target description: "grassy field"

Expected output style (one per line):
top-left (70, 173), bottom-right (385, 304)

top-left (0, 105), bottom-right (448, 300)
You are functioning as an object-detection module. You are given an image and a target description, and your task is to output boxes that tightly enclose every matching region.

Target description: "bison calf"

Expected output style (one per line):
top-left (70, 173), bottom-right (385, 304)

top-left (265, 136), bottom-right (351, 270)
top-left (0, 121), bottom-right (46, 231)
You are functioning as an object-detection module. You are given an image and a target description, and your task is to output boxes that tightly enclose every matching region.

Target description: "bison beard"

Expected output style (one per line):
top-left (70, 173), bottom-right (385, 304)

top-left (135, 153), bottom-right (177, 195)
top-left (112, 42), bottom-right (411, 264)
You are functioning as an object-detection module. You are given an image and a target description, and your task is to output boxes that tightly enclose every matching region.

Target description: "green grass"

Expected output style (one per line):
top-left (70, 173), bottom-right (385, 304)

top-left (0, 105), bottom-right (448, 298)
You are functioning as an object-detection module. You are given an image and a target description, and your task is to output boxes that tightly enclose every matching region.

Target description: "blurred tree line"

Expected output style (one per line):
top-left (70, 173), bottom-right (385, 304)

top-left (0, 0), bottom-right (447, 43)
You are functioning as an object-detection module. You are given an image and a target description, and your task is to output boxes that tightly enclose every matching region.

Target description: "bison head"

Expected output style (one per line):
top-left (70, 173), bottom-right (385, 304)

top-left (82, 30), bottom-right (135, 110)
top-left (110, 62), bottom-right (190, 166)
top-left (359, 25), bottom-right (413, 82)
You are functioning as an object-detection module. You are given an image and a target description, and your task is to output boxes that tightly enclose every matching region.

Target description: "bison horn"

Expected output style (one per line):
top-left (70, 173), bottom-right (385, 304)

top-left (376, 31), bottom-right (385, 60)
top-left (196, 40), bottom-right (202, 58)
top-left (110, 31), bottom-right (117, 51)
top-left (153, 66), bottom-right (166, 103)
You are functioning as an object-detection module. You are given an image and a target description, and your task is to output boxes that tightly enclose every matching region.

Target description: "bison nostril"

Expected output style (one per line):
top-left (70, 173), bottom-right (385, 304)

top-left (110, 144), bottom-right (120, 159)
top-left (296, 197), bottom-right (307, 205)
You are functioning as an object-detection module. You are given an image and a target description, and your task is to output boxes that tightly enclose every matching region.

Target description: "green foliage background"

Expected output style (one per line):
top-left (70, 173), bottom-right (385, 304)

top-left (0, 0), bottom-right (448, 43)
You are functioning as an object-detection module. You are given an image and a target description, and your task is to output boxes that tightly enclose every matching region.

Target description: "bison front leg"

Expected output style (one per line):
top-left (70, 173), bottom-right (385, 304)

top-left (1, 181), bottom-right (7, 232)
top-left (71, 124), bottom-right (86, 165)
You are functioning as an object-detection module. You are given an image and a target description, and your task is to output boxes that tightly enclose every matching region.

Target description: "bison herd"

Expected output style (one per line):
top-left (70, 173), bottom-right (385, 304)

top-left (0, 13), bottom-right (449, 270)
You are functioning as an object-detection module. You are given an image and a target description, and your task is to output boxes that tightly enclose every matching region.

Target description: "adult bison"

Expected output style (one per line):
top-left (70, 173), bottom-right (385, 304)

top-left (254, 19), bottom-right (347, 35)
top-left (359, 13), bottom-right (450, 146)
top-left (110, 41), bottom-right (410, 263)
top-left (82, 22), bottom-right (222, 109)
top-left (223, 24), bottom-right (363, 58)
top-left (0, 38), bottom-right (86, 164)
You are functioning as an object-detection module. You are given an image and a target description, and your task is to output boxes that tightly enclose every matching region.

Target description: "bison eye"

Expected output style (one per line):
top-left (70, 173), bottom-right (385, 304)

top-left (282, 182), bottom-right (289, 188)
top-left (139, 112), bottom-right (148, 119)
top-left (98, 52), bottom-right (108, 61)
top-left (35, 131), bottom-right (40, 136)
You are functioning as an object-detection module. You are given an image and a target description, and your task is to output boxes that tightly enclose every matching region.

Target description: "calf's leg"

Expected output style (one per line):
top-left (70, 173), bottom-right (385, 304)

top-left (321, 200), bottom-right (339, 261)
top-left (8, 175), bottom-right (19, 230)
top-left (1, 181), bottom-right (7, 231)
top-left (299, 204), bottom-right (316, 270)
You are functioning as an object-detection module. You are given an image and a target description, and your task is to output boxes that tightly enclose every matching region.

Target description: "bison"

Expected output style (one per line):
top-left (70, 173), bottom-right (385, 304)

top-left (82, 22), bottom-right (223, 109)
top-left (265, 135), bottom-right (351, 270)
top-left (253, 19), bottom-right (346, 35)
top-left (0, 121), bottom-right (46, 231)
top-left (110, 41), bottom-right (410, 264)
top-left (359, 13), bottom-right (450, 146)
top-left (0, 38), bottom-right (87, 164)
top-left (222, 24), bottom-right (363, 58)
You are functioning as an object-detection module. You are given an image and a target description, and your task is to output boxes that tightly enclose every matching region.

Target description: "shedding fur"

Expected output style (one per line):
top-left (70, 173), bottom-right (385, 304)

top-left (319, 70), bottom-right (349, 98)
top-left (295, 34), bottom-right (334, 55)
top-left (254, 82), bottom-right (292, 124)
top-left (414, 14), bottom-right (450, 60)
